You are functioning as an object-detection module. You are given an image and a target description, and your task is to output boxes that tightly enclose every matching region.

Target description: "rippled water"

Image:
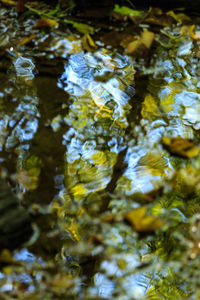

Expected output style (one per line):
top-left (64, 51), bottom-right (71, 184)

top-left (1, 5), bottom-right (200, 299)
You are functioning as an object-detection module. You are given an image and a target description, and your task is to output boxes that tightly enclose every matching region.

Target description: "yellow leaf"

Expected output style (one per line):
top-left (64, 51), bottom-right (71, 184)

top-left (126, 30), bottom-right (154, 57)
top-left (71, 183), bottom-right (88, 198)
top-left (66, 20), bottom-right (94, 34)
top-left (140, 215), bottom-right (163, 231)
top-left (0, 0), bottom-right (16, 6)
top-left (141, 29), bottom-right (155, 49)
top-left (3, 266), bottom-right (13, 274)
top-left (82, 33), bottom-right (97, 52)
top-left (18, 34), bottom-right (36, 47)
top-left (167, 10), bottom-right (191, 23)
top-left (124, 207), bottom-right (163, 232)
top-left (0, 249), bottom-right (21, 265)
top-left (162, 137), bottom-right (199, 158)
top-left (51, 274), bottom-right (73, 289)
top-left (160, 93), bottom-right (175, 113)
top-left (34, 18), bottom-right (59, 29)
top-left (190, 24), bottom-right (200, 40)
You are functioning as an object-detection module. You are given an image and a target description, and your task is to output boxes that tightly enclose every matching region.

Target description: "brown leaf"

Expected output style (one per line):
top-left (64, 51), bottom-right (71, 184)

top-left (51, 274), bottom-right (74, 289)
top-left (0, 249), bottom-right (21, 265)
top-left (162, 137), bottom-right (199, 158)
top-left (143, 7), bottom-right (173, 27)
top-left (34, 18), bottom-right (59, 29)
top-left (87, 234), bottom-right (104, 245)
top-left (101, 213), bottom-right (117, 223)
top-left (124, 207), bottom-right (163, 232)
top-left (141, 30), bottom-right (155, 49)
top-left (17, 169), bottom-right (39, 190)
top-left (16, 0), bottom-right (25, 12)
top-left (18, 34), bottom-right (36, 47)
top-left (126, 29), bottom-right (154, 57)
top-left (130, 187), bottom-right (163, 204)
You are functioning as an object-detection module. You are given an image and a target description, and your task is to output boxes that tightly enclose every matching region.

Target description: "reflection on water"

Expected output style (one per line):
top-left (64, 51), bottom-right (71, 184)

top-left (1, 20), bottom-right (200, 298)
top-left (60, 50), bottom-right (135, 196)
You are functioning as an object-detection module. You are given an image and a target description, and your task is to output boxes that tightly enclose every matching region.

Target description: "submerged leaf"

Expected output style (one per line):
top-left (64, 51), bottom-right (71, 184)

top-left (144, 7), bottom-right (173, 27)
top-left (18, 34), bottom-right (36, 47)
top-left (51, 274), bottom-right (75, 289)
top-left (0, 249), bottom-right (18, 265)
top-left (130, 188), bottom-right (163, 204)
top-left (126, 29), bottom-right (154, 57)
top-left (190, 25), bottom-right (200, 40)
top-left (90, 151), bottom-right (107, 165)
top-left (17, 169), bottom-right (39, 190)
top-left (67, 219), bottom-right (80, 242)
top-left (114, 4), bottom-right (143, 16)
top-left (141, 94), bottom-right (160, 119)
top-left (71, 183), bottom-right (88, 199)
top-left (0, 0), bottom-right (16, 6)
top-left (137, 153), bottom-right (168, 176)
top-left (162, 137), bottom-right (199, 158)
top-left (82, 33), bottom-right (97, 52)
top-left (142, 29), bottom-right (155, 49)
top-left (34, 18), bottom-right (59, 28)
top-left (173, 166), bottom-right (200, 195)
top-left (167, 10), bottom-right (191, 23)
top-left (124, 207), bottom-right (163, 232)
top-left (66, 20), bottom-right (94, 34)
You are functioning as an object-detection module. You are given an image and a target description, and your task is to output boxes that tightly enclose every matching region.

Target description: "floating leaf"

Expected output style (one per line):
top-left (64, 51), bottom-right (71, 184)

top-left (124, 207), bottom-right (163, 232)
top-left (162, 137), bottom-right (199, 158)
top-left (34, 18), bottom-right (59, 29)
